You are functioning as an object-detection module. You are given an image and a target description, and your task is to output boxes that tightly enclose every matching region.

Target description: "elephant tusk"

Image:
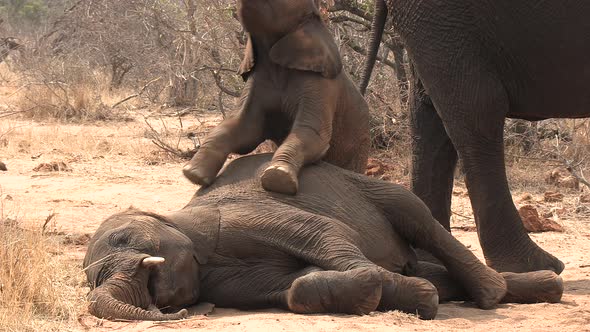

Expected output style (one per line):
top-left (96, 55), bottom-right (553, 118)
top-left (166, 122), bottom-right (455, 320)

top-left (142, 256), bottom-right (165, 268)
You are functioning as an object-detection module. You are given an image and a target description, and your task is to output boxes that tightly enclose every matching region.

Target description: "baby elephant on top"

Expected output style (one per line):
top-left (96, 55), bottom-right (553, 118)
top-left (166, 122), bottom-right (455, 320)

top-left (84, 154), bottom-right (563, 321)
top-left (182, 0), bottom-right (370, 195)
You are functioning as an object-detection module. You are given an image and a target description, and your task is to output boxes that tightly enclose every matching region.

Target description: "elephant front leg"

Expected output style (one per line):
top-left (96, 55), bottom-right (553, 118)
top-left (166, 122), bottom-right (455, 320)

top-left (201, 264), bottom-right (383, 315)
top-left (183, 110), bottom-right (264, 186)
top-left (261, 103), bottom-right (333, 195)
top-left (457, 137), bottom-right (564, 274)
top-left (409, 80), bottom-right (458, 231)
top-left (288, 267), bottom-right (440, 319)
top-left (441, 114), bottom-right (564, 273)
top-left (287, 267), bottom-right (383, 315)
top-left (427, 72), bottom-right (565, 274)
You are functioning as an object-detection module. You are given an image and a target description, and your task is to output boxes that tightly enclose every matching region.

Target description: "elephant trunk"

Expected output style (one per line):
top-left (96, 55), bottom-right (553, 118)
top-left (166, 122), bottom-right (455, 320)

top-left (88, 285), bottom-right (188, 321)
top-left (359, 0), bottom-right (388, 95)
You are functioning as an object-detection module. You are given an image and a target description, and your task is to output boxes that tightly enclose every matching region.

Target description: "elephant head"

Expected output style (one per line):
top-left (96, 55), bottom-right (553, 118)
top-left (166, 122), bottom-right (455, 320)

top-left (236, 0), bottom-right (342, 80)
top-left (83, 208), bottom-right (219, 321)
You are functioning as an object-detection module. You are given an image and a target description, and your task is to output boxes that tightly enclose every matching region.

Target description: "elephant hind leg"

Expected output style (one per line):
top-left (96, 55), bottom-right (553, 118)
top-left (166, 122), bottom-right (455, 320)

top-left (287, 267), bottom-right (382, 315)
top-left (501, 271), bottom-right (563, 304)
top-left (409, 79), bottom-right (458, 231)
top-left (413, 261), bottom-right (467, 302)
top-left (414, 262), bottom-right (563, 305)
top-left (354, 177), bottom-right (506, 309)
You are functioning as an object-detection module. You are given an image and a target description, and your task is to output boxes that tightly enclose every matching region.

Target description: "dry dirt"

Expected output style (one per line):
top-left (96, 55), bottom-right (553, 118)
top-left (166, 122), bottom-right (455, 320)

top-left (1, 117), bottom-right (589, 332)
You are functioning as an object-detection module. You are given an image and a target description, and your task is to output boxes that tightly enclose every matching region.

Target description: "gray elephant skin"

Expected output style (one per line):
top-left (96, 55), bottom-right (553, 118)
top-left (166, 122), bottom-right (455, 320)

top-left (360, 0), bottom-right (590, 274)
top-left (84, 154), bottom-right (563, 321)
top-left (182, 0), bottom-right (370, 195)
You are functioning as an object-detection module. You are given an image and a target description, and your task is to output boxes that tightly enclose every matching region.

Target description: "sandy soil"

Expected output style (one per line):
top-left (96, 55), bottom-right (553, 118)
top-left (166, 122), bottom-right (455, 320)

top-left (1, 118), bottom-right (589, 331)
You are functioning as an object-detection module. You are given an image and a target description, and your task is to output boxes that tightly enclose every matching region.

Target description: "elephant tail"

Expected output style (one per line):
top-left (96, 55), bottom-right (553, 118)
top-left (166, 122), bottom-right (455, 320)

top-left (87, 285), bottom-right (188, 321)
top-left (359, 0), bottom-right (388, 95)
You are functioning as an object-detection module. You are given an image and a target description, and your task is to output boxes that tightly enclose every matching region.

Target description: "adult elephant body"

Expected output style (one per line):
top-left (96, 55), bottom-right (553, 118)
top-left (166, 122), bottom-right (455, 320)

top-left (361, 0), bottom-right (590, 274)
top-left (84, 154), bottom-right (562, 321)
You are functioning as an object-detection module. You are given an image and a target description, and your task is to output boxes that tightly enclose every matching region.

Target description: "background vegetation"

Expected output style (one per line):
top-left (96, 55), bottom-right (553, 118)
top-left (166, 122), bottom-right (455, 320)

top-left (0, 2), bottom-right (589, 329)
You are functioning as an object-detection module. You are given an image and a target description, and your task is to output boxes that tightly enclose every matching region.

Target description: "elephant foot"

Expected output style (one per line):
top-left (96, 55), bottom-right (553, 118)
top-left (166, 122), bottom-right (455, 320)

top-left (183, 164), bottom-right (214, 186)
top-left (182, 147), bottom-right (229, 186)
top-left (287, 267), bottom-right (382, 315)
top-left (261, 163), bottom-right (299, 195)
top-left (501, 270), bottom-right (563, 304)
top-left (467, 265), bottom-right (507, 309)
top-left (378, 274), bottom-right (439, 320)
top-left (485, 243), bottom-right (565, 275)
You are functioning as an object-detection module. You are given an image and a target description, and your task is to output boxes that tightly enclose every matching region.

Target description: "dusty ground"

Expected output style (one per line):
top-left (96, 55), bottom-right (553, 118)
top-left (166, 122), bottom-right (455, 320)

top-left (1, 117), bottom-right (589, 331)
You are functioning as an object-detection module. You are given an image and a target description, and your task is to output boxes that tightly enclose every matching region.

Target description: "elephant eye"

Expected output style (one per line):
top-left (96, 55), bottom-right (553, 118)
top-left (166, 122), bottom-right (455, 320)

top-left (108, 231), bottom-right (133, 247)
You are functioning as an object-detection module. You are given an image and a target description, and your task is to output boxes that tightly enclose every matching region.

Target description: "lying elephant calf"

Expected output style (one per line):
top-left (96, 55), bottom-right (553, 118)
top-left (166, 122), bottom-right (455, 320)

top-left (83, 154), bottom-right (563, 321)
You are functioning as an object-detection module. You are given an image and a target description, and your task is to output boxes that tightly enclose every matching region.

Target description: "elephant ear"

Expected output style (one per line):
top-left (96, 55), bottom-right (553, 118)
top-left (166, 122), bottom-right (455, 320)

top-left (269, 17), bottom-right (342, 79)
top-left (237, 34), bottom-right (255, 81)
top-left (162, 206), bottom-right (220, 265)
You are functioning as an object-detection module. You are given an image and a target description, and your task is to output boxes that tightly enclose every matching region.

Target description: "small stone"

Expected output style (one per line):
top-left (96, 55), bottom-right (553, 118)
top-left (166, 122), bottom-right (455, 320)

top-left (518, 205), bottom-right (564, 232)
top-left (550, 207), bottom-right (567, 217)
top-left (558, 176), bottom-right (579, 189)
top-left (545, 169), bottom-right (561, 185)
top-left (0, 161), bottom-right (6, 171)
top-left (33, 161), bottom-right (72, 172)
top-left (545, 168), bottom-right (580, 189)
top-left (518, 192), bottom-right (533, 202)
top-left (544, 191), bottom-right (564, 202)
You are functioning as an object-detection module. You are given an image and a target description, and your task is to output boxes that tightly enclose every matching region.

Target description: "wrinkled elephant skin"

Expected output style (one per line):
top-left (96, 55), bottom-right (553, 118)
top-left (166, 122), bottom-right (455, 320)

top-left (84, 154), bottom-right (563, 321)
top-left (360, 0), bottom-right (590, 274)
top-left (183, 0), bottom-right (370, 195)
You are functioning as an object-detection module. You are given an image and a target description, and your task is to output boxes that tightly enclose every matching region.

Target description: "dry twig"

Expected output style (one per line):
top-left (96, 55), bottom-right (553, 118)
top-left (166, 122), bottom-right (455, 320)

top-left (112, 77), bottom-right (162, 109)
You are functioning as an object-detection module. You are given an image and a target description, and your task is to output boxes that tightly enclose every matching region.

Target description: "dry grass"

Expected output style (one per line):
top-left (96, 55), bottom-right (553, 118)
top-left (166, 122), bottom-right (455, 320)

top-left (0, 115), bottom-right (205, 169)
top-left (0, 120), bottom-right (152, 160)
top-left (0, 64), bottom-right (137, 123)
top-left (0, 200), bottom-right (85, 332)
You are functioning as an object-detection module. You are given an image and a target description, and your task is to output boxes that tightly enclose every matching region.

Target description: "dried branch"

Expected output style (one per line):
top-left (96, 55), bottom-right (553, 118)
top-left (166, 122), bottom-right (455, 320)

top-left (111, 77), bottom-right (161, 109)
top-left (143, 117), bottom-right (197, 160)
top-left (216, 90), bottom-right (227, 119)
top-left (210, 69), bottom-right (240, 98)
top-left (565, 163), bottom-right (590, 190)
top-left (552, 135), bottom-right (590, 190)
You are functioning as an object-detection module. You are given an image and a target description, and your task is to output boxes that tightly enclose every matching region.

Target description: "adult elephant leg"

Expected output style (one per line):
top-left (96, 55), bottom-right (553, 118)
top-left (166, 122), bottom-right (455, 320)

top-left (410, 75), bottom-right (458, 231)
top-left (439, 90), bottom-right (564, 274)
